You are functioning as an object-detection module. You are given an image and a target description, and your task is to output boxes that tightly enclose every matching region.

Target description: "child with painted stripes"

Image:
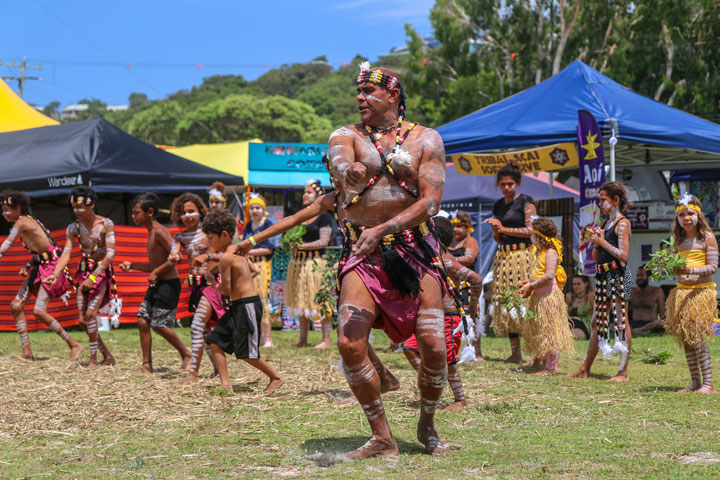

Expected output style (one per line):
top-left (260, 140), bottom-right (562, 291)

top-left (518, 217), bottom-right (574, 375)
top-left (402, 215), bottom-right (483, 411)
top-left (665, 193), bottom-right (717, 394)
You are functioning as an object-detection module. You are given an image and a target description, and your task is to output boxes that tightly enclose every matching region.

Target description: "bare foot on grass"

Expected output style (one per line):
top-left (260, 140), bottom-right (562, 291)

top-left (100, 355), bottom-right (116, 366)
top-left (179, 374), bottom-right (198, 384)
top-left (501, 353), bottom-right (523, 364)
top-left (567, 368), bottom-right (590, 378)
top-left (135, 361), bottom-right (153, 374)
top-left (678, 385), bottom-right (699, 393)
top-left (181, 355), bottom-right (192, 372)
top-left (417, 422), bottom-right (450, 456)
top-left (533, 369), bottom-right (555, 376)
top-left (345, 436), bottom-right (399, 460)
top-left (262, 342), bottom-right (275, 348)
top-left (68, 344), bottom-right (84, 361)
top-left (440, 400), bottom-right (467, 413)
top-left (264, 376), bottom-right (285, 395)
top-left (379, 369), bottom-right (400, 394)
top-left (696, 385), bottom-right (717, 394)
top-left (20, 351), bottom-right (35, 361)
top-left (314, 340), bottom-right (331, 349)
top-left (608, 374), bottom-right (629, 382)
top-left (86, 361), bottom-right (99, 370)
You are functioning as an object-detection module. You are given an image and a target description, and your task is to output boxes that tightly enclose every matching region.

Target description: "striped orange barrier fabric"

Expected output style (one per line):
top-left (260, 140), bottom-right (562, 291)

top-left (0, 225), bottom-right (191, 332)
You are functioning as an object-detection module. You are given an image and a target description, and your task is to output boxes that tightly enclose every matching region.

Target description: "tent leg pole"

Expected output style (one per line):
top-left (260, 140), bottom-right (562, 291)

top-left (549, 173), bottom-right (554, 199)
top-left (610, 142), bottom-right (616, 182)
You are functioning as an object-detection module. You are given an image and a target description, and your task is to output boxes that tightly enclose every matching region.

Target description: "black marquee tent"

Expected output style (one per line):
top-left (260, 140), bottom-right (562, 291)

top-left (0, 118), bottom-right (244, 195)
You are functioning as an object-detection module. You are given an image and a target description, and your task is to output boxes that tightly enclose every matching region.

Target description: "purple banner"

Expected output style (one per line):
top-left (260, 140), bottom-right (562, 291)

top-left (577, 110), bottom-right (605, 276)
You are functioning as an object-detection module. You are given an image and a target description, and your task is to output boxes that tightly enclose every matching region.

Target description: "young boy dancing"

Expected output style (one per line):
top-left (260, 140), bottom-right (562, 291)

top-left (119, 193), bottom-right (191, 373)
top-left (1, 190), bottom-right (83, 361)
top-left (201, 208), bottom-right (285, 394)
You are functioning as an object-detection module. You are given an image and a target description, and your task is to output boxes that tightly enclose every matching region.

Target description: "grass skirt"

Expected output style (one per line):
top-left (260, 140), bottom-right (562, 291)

top-left (284, 253), bottom-right (327, 321)
top-left (492, 248), bottom-right (533, 336)
top-left (665, 286), bottom-right (717, 348)
top-left (250, 255), bottom-right (278, 327)
top-left (522, 287), bottom-right (575, 357)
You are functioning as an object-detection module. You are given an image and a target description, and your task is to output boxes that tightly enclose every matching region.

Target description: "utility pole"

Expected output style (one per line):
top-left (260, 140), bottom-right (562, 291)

top-left (1, 57), bottom-right (42, 97)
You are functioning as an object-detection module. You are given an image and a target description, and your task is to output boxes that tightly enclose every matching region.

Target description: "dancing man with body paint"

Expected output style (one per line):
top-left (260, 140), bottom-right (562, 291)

top-left (568, 182), bottom-right (633, 382)
top-left (327, 63), bottom-right (449, 458)
top-left (0, 190), bottom-right (84, 361)
top-left (54, 186), bottom-right (117, 368)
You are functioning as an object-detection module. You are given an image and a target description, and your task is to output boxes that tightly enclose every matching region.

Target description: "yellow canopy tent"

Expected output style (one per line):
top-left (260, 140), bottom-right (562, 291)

top-left (163, 139), bottom-right (260, 184)
top-left (0, 78), bottom-right (59, 133)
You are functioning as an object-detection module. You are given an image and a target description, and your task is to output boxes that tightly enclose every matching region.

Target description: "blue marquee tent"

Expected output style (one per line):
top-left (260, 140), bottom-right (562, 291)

top-left (437, 60), bottom-right (720, 165)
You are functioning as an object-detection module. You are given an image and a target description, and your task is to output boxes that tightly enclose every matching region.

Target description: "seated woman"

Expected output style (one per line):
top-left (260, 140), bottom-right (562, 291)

top-left (565, 275), bottom-right (594, 340)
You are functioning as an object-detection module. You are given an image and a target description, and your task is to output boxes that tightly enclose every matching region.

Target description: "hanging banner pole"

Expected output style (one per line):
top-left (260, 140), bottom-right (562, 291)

top-left (577, 110), bottom-right (606, 275)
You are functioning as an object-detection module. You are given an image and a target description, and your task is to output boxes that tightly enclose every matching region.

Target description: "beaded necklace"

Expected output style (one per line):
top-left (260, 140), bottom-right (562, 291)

top-left (344, 120), bottom-right (417, 210)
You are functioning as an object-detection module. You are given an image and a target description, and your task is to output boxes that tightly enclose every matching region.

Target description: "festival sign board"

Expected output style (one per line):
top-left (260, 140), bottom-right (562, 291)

top-left (450, 142), bottom-right (578, 176)
top-left (577, 110), bottom-right (605, 275)
top-left (248, 142), bottom-right (329, 171)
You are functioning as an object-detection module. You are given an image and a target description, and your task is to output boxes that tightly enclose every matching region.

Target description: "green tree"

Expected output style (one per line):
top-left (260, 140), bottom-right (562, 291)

top-left (67, 98), bottom-right (107, 122)
top-left (253, 61), bottom-right (332, 98)
top-left (42, 101), bottom-right (60, 120)
top-left (176, 94), bottom-right (332, 144)
top-left (126, 101), bottom-right (184, 145)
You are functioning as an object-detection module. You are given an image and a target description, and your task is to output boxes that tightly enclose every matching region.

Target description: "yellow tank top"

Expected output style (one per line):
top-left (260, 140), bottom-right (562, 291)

top-left (532, 247), bottom-right (567, 290)
top-left (677, 249), bottom-right (716, 289)
top-left (679, 249), bottom-right (705, 268)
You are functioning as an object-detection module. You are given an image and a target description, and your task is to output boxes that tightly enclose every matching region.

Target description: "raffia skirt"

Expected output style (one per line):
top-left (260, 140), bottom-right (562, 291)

top-left (492, 247), bottom-right (534, 336)
top-left (284, 250), bottom-right (327, 321)
top-left (250, 255), bottom-right (278, 327)
top-left (665, 285), bottom-right (718, 348)
top-left (522, 287), bottom-right (575, 357)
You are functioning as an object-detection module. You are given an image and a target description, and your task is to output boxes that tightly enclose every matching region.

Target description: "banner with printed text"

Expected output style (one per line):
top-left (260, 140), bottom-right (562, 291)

top-left (577, 109), bottom-right (605, 275)
top-left (450, 142), bottom-right (578, 176)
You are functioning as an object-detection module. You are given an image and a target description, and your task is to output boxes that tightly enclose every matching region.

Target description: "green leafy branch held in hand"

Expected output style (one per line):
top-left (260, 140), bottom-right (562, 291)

top-left (313, 255), bottom-right (338, 319)
top-left (498, 285), bottom-right (535, 321)
top-left (645, 237), bottom-right (688, 282)
top-left (278, 225), bottom-right (307, 251)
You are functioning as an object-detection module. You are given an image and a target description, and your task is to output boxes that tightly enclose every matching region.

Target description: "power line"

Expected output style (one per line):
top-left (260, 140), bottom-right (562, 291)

top-left (31, 0), bottom-right (162, 95)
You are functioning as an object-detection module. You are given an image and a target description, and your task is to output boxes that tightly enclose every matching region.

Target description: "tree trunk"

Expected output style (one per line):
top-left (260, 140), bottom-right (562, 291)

top-left (654, 22), bottom-right (674, 101)
top-left (552, 0), bottom-right (581, 75)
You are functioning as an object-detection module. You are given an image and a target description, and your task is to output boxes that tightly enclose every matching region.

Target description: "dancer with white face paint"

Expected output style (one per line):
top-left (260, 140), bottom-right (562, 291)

top-left (665, 194), bottom-right (717, 394)
top-left (167, 193), bottom-right (226, 383)
top-left (568, 182), bottom-right (633, 382)
top-left (0, 190), bottom-right (83, 361)
top-left (485, 160), bottom-right (537, 364)
top-left (327, 63), bottom-right (449, 458)
top-left (241, 194), bottom-right (279, 348)
top-left (54, 186), bottom-right (117, 368)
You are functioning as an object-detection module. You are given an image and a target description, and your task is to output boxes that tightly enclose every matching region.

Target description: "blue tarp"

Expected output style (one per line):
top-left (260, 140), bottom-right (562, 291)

top-left (437, 60), bottom-right (720, 156)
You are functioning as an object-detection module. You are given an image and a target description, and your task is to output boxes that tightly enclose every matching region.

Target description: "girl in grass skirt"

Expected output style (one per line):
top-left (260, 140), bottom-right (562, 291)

top-left (665, 193), bottom-right (718, 394)
top-left (519, 217), bottom-right (574, 374)
top-left (486, 160), bottom-right (537, 363)
top-left (284, 180), bottom-right (333, 348)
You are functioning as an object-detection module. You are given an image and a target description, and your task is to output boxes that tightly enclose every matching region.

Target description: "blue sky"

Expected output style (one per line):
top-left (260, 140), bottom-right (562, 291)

top-left (1, 0), bottom-right (434, 108)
